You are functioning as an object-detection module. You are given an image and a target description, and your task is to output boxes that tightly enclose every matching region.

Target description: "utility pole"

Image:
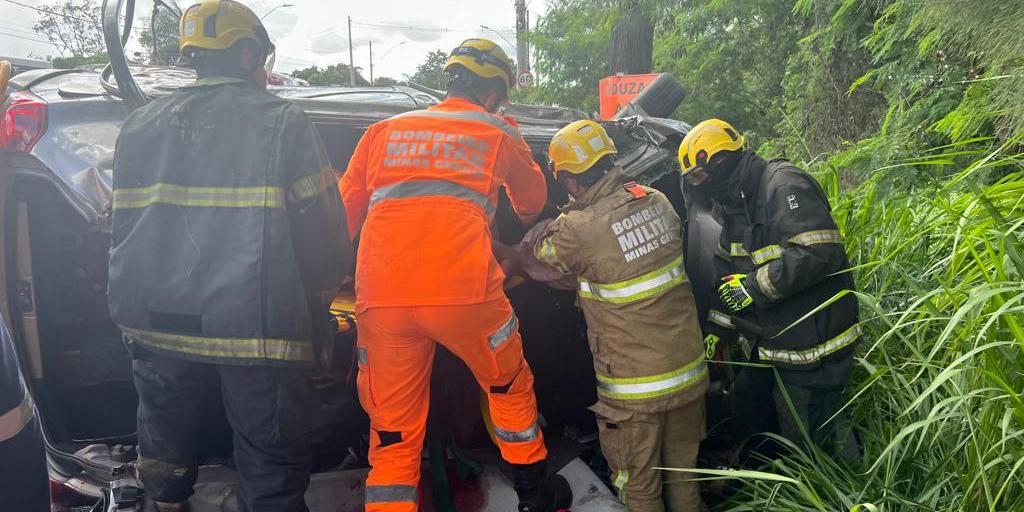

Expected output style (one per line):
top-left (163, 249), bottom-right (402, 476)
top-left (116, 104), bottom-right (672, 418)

top-left (515, 0), bottom-right (530, 79)
top-left (347, 16), bottom-right (355, 86)
top-left (369, 41), bottom-right (373, 85)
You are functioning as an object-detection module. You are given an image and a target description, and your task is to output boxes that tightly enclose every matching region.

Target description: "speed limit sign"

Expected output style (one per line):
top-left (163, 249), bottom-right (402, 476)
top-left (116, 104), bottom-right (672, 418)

top-left (517, 70), bottom-right (534, 88)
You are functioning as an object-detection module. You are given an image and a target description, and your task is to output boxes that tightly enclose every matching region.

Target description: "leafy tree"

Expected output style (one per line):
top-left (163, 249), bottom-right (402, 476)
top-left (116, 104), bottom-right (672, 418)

top-left (373, 76), bottom-right (400, 87)
top-left (853, 0), bottom-right (1024, 142)
top-left (525, 0), bottom-right (615, 113)
top-left (770, 1), bottom-right (885, 159)
top-left (52, 52), bottom-right (108, 69)
top-left (407, 50), bottom-right (448, 90)
top-left (653, 0), bottom-right (806, 147)
top-left (140, 6), bottom-right (181, 65)
top-left (32, 0), bottom-right (104, 58)
top-left (292, 63), bottom-right (370, 86)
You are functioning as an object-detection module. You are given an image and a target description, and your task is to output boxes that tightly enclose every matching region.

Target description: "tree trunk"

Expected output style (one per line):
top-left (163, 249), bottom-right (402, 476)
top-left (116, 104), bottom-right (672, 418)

top-left (609, 1), bottom-right (654, 75)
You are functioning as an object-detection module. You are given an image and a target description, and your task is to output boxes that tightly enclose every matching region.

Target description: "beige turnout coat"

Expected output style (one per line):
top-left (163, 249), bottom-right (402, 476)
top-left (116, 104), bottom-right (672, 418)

top-left (534, 168), bottom-right (707, 413)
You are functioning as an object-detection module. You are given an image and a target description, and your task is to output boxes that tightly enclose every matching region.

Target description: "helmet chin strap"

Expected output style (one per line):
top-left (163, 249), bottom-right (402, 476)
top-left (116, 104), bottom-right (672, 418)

top-left (481, 94), bottom-right (502, 113)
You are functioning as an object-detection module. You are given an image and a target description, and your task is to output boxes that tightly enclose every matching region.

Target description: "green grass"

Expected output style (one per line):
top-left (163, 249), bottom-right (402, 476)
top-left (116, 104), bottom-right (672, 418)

top-left (705, 142), bottom-right (1024, 511)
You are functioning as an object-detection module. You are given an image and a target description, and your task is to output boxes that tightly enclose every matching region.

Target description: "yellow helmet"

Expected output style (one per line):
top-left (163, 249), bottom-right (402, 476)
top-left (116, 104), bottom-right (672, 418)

top-left (548, 120), bottom-right (618, 178)
top-left (179, 0), bottom-right (273, 60)
top-left (678, 119), bottom-right (745, 175)
top-left (444, 38), bottom-right (515, 97)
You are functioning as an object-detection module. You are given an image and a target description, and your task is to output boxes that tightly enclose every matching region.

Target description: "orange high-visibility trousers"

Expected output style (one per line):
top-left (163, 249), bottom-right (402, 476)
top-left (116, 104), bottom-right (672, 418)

top-left (357, 296), bottom-right (547, 512)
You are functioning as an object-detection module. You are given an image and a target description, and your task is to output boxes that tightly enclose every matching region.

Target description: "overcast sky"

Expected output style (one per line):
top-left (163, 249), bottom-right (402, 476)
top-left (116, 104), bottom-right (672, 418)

top-left (0, 0), bottom-right (547, 80)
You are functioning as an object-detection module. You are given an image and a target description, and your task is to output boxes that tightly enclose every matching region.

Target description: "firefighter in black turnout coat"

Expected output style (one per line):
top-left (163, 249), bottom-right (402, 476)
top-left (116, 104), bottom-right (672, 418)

top-left (679, 119), bottom-right (860, 457)
top-left (108, 2), bottom-right (351, 510)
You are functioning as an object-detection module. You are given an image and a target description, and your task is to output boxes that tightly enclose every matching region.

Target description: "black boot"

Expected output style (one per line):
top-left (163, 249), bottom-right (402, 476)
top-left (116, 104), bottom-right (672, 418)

top-left (513, 461), bottom-right (573, 512)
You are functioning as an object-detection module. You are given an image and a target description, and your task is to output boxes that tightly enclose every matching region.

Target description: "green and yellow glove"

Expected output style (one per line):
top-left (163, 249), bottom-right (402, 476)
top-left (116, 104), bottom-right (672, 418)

top-left (719, 274), bottom-right (753, 313)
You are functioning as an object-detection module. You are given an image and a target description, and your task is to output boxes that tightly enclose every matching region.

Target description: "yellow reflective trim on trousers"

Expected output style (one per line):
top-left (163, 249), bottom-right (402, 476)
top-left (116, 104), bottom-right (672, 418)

top-left (289, 168), bottom-right (333, 202)
top-left (613, 470), bottom-right (629, 502)
top-left (596, 357), bottom-right (707, 400)
top-left (123, 327), bottom-right (313, 362)
top-left (0, 393), bottom-right (34, 443)
top-left (756, 264), bottom-right (782, 301)
top-left (758, 323), bottom-right (862, 365)
top-left (789, 229), bottom-right (843, 246)
top-left (114, 183), bottom-right (287, 209)
top-left (578, 256), bottom-right (687, 304)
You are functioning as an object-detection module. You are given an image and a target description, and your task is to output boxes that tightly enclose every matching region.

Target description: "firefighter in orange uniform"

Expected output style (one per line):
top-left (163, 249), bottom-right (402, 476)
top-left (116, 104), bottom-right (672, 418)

top-left (339, 38), bottom-right (570, 512)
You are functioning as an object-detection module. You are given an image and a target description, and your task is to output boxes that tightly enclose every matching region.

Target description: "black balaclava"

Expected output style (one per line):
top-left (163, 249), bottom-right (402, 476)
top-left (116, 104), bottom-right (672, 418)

top-left (699, 150), bottom-right (744, 204)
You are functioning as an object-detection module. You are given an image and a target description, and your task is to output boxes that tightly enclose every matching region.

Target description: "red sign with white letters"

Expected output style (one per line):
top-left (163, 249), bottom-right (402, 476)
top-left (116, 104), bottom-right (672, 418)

top-left (599, 73), bottom-right (659, 120)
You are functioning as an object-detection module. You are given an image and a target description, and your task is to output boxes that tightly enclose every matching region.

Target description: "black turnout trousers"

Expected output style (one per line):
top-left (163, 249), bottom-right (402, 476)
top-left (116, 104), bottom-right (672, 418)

top-left (731, 351), bottom-right (857, 459)
top-left (129, 341), bottom-right (317, 512)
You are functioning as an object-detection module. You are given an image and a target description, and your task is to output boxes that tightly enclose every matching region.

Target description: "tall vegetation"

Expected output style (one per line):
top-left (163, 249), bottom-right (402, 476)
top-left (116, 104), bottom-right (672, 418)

top-left (713, 142), bottom-right (1024, 511)
top-left (532, 1), bottom-right (1024, 509)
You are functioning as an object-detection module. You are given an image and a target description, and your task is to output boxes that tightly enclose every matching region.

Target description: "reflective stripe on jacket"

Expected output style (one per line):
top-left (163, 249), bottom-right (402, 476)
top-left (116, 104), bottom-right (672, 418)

top-left (533, 168), bottom-right (707, 412)
top-left (717, 153), bottom-right (860, 369)
top-left (340, 97), bottom-right (546, 311)
top-left (108, 78), bottom-right (352, 366)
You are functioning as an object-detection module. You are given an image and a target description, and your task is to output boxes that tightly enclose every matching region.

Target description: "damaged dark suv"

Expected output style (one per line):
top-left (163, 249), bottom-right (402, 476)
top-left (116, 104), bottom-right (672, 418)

top-left (0, 1), bottom-right (719, 511)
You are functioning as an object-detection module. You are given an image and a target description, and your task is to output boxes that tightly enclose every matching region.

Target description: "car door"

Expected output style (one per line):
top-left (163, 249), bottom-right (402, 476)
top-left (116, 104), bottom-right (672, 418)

top-left (0, 304), bottom-right (49, 512)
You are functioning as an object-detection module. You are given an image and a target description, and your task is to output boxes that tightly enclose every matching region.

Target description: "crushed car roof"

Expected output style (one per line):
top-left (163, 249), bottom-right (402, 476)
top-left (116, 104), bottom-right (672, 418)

top-left (7, 66), bottom-right (595, 223)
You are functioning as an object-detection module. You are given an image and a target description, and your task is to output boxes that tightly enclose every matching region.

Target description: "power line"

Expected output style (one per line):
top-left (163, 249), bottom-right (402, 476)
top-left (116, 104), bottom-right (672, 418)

top-left (350, 20), bottom-right (515, 34)
top-left (0, 29), bottom-right (57, 46)
top-left (0, 19), bottom-right (39, 32)
top-left (1, 0), bottom-right (97, 24)
top-left (0, 22), bottom-right (43, 39)
top-left (351, 22), bottom-right (453, 33)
